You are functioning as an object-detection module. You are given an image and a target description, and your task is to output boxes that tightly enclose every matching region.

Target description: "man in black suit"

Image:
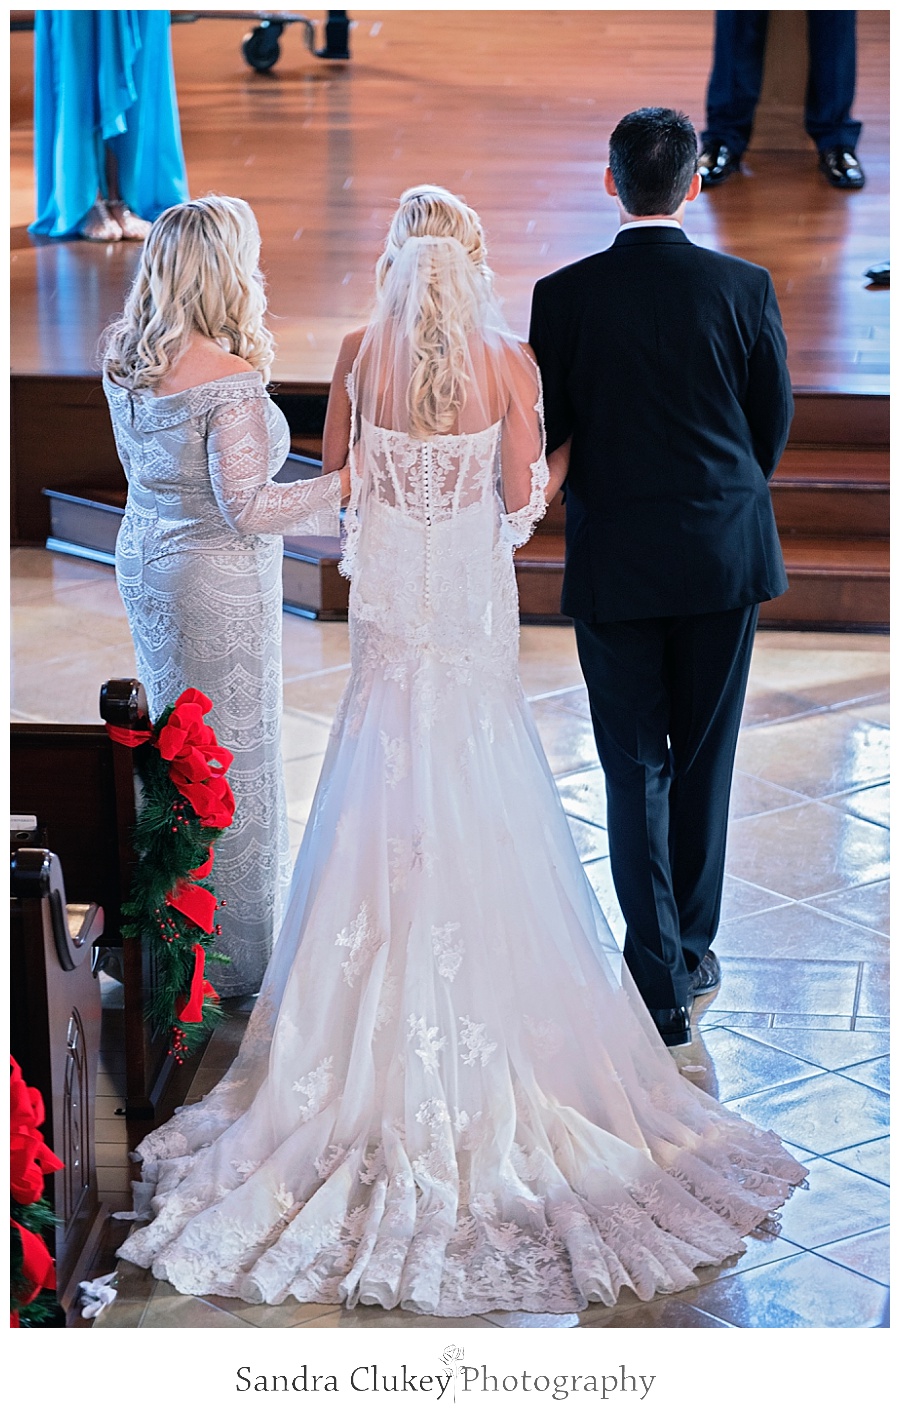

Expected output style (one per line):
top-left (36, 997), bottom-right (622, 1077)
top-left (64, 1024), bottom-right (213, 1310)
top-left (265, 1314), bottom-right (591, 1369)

top-left (529, 107), bottom-right (793, 1046)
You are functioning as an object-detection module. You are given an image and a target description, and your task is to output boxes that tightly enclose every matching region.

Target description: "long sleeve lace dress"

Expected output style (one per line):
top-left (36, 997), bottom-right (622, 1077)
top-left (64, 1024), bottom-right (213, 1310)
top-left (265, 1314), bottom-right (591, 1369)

top-left (105, 370), bottom-right (342, 994)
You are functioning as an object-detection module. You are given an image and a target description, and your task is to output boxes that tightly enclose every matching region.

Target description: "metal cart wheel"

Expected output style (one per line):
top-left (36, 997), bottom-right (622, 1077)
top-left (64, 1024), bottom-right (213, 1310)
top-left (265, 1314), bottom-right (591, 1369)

top-left (241, 20), bottom-right (285, 71)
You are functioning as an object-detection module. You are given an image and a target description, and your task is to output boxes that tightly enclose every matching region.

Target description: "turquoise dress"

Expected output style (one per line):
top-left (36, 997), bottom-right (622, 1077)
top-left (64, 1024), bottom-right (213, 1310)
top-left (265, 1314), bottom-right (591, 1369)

top-left (30, 10), bottom-right (189, 238)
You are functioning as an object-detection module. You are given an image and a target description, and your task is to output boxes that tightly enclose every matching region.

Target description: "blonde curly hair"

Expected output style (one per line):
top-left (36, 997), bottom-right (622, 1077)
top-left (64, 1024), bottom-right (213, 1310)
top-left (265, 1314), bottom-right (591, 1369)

top-left (375, 185), bottom-right (494, 437)
top-left (101, 195), bottom-right (275, 388)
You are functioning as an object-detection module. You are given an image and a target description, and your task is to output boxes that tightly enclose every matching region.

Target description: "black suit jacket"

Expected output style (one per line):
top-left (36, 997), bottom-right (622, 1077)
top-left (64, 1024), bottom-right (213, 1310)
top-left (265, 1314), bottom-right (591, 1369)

top-left (529, 225), bottom-right (793, 622)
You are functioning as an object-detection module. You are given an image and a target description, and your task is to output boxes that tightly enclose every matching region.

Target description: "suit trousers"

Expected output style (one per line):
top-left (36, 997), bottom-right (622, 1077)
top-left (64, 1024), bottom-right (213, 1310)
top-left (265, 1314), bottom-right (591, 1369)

top-left (702, 10), bottom-right (862, 157)
top-left (574, 604), bottom-right (759, 1014)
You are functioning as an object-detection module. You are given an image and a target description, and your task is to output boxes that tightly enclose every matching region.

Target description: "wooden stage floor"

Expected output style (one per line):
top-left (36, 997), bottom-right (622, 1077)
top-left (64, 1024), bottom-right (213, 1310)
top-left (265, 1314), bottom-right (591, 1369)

top-left (10, 9), bottom-right (889, 395)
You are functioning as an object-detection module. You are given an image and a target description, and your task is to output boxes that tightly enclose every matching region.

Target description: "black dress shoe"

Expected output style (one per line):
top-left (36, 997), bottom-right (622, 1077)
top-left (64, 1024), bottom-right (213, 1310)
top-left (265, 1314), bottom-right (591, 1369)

top-left (698, 143), bottom-right (741, 187)
top-left (818, 147), bottom-right (865, 189)
top-left (689, 948), bottom-right (721, 997)
top-left (648, 1005), bottom-right (692, 1047)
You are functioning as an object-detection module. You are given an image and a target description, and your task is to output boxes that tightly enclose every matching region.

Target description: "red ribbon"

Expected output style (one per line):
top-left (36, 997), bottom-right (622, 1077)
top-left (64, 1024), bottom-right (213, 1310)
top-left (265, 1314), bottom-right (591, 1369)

top-left (165, 879), bottom-right (218, 934)
top-left (11, 1220), bottom-right (56, 1307)
top-left (105, 724), bottom-right (153, 747)
top-left (176, 944), bottom-right (219, 1023)
top-left (190, 846), bottom-right (215, 881)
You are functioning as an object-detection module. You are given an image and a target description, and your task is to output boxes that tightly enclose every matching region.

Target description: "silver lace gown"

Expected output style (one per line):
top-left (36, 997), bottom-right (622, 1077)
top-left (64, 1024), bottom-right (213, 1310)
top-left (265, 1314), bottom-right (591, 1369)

top-left (105, 371), bottom-right (341, 995)
top-left (116, 379), bottom-right (806, 1316)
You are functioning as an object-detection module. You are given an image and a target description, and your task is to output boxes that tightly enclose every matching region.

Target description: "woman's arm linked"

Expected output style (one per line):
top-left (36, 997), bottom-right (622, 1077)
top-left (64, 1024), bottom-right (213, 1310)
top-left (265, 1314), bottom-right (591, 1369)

top-left (203, 342), bottom-right (353, 536)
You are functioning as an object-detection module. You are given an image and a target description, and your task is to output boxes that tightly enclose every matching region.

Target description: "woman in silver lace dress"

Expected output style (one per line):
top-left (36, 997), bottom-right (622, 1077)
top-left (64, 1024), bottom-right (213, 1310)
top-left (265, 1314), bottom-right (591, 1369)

top-left (102, 196), bottom-right (348, 995)
top-left (117, 188), bottom-right (805, 1316)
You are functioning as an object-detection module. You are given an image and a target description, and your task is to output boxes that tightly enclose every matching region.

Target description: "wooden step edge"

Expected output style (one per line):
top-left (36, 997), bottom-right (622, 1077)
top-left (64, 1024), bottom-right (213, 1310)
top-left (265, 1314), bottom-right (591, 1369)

top-left (771, 478), bottom-right (889, 493)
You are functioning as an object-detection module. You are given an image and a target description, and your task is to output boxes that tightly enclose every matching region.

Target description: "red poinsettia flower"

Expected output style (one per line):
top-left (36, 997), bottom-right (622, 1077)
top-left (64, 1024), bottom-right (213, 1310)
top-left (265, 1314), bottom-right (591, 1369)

top-left (10, 1058), bottom-right (63, 1206)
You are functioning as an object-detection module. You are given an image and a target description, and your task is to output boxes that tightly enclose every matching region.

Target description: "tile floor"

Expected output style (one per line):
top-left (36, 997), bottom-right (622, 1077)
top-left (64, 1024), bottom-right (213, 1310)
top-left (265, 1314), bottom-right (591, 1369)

top-left (10, 548), bottom-right (890, 1329)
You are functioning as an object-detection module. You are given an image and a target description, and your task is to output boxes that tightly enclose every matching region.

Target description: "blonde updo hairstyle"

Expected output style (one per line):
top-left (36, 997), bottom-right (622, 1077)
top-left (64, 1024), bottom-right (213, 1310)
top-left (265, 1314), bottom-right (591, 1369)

top-left (375, 185), bottom-right (494, 438)
top-left (102, 194), bottom-right (275, 389)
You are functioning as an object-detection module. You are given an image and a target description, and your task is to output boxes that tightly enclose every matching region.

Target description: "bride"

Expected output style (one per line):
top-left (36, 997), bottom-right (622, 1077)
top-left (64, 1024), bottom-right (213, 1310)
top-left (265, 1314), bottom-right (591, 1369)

top-left (119, 185), bottom-right (805, 1316)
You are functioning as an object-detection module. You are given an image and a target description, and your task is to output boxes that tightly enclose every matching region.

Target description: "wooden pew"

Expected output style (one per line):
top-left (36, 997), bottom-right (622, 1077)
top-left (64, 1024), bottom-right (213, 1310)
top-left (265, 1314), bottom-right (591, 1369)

top-left (10, 846), bottom-right (105, 1311)
top-left (10, 679), bottom-right (175, 1119)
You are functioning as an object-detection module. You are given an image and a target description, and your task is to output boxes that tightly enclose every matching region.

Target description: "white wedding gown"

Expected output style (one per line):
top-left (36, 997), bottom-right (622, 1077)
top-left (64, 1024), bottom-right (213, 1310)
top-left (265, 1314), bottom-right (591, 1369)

top-left (119, 378), bottom-right (806, 1316)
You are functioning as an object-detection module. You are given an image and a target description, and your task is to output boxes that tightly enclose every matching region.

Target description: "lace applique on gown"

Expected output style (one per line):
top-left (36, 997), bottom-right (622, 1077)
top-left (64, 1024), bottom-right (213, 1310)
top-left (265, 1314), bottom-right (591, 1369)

top-left (117, 361), bottom-right (805, 1316)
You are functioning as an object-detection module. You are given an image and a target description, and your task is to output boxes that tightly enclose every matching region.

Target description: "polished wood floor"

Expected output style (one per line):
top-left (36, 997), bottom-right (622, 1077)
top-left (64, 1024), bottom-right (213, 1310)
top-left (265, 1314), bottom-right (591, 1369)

top-left (9, 9), bottom-right (889, 392)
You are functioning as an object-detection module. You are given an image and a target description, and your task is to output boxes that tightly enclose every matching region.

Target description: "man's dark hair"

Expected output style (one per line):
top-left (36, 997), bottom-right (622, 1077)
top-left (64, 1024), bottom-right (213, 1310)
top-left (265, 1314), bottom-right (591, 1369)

top-left (608, 108), bottom-right (698, 216)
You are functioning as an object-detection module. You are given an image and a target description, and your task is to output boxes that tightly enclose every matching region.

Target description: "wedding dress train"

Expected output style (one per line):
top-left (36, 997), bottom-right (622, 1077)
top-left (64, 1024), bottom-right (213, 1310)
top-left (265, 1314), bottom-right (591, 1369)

top-left (119, 322), bottom-right (805, 1316)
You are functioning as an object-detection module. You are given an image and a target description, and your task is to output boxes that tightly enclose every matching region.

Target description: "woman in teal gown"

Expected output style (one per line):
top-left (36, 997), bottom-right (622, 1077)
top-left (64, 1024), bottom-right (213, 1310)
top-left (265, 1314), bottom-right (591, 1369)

top-left (30, 10), bottom-right (189, 241)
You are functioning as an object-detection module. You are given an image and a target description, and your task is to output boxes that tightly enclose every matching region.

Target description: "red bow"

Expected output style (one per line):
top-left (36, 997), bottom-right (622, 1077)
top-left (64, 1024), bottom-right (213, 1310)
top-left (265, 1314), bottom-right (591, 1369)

top-left (11, 1220), bottom-right (56, 1309)
top-left (176, 944), bottom-right (219, 1024)
top-left (156, 690), bottom-right (235, 829)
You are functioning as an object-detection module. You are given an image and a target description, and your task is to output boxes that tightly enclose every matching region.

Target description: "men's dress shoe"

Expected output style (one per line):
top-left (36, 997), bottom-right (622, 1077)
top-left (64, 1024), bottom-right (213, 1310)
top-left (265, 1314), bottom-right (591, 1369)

top-left (649, 1005), bottom-right (692, 1047)
top-left (818, 147), bottom-right (865, 189)
top-left (698, 143), bottom-right (741, 187)
top-left (689, 948), bottom-right (722, 997)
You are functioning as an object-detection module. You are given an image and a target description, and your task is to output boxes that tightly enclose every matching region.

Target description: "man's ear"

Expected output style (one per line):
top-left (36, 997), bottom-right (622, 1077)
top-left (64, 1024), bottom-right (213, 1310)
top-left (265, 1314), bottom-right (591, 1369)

top-left (685, 172), bottom-right (702, 203)
top-left (603, 167), bottom-right (618, 198)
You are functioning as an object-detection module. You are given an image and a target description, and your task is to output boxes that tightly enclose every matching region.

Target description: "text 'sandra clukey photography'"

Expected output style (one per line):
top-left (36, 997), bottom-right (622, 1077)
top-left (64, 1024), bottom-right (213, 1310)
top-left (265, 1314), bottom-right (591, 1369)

top-left (233, 1347), bottom-right (657, 1401)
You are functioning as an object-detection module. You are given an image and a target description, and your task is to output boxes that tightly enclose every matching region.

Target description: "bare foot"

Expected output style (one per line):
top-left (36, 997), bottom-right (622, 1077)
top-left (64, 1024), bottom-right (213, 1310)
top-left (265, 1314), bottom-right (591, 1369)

top-left (107, 202), bottom-right (152, 241)
top-left (79, 200), bottom-right (122, 242)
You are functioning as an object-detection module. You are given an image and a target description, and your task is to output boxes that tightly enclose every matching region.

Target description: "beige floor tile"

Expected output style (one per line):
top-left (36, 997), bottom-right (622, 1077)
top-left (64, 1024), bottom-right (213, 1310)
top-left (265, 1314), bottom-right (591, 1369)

top-left (280, 709), bottom-right (334, 761)
top-left (724, 800), bottom-right (889, 900)
top-left (582, 1297), bottom-right (732, 1327)
top-left (683, 1251), bottom-right (888, 1327)
top-left (528, 701), bottom-right (599, 776)
top-left (840, 1056), bottom-right (890, 1095)
top-left (283, 753), bottom-right (327, 820)
top-left (728, 771), bottom-right (808, 819)
top-left (9, 547), bottom-right (115, 605)
top-left (825, 781), bottom-right (890, 828)
top-left (566, 815), bottom-right (609, 863)
top-left (730, 1025), bottom-right (888, 1073)
top-left (729, 1073), bottom-right (890, 1155)
top-left (739, 686), bottom-right (822, 727)
top-left (692, 1026), bottom-right (821, 1103)
top-left (845, 699), bottom-right (890, 728)
top-left (281, 617), bottom-right (350, 678)
top-left (295, 1307), bottom-right (499, 1328)
top-left (711, 957), bottom-right (860, 1017)
top-left (11, 645), bottom-right (139, 723)
top-left (816, 1227), bottom-right (890, 1287)
top-left (809, 879), bottom-right (890, 935)
top-left (827, 1137), bottom-right (890, 1186)
top-left (282, 667), bottom-right (351, 720)
top-left (858, 961), bottom-right (889, 1017)
top-left (213, 1294), bottom-right (345, 1327)
top-left (140, 1294), bottom-right (254, 1326)
top-left (735, 712), bottom-right (890, 798)
top-left (556, 766), bottom-right (606, 827)
top-left (481, 1310), bottom-right (580, 1327)
top-left (582, 858), bottom-right (626, 945)
top-left (517, 625), bottom-right (583, 697)
top-left (713, 901), bottom-right (888, 963)
top-left (770, 1156), bottom-right (890, 1250)
top-left (718, 875), bottom-right (793, 923)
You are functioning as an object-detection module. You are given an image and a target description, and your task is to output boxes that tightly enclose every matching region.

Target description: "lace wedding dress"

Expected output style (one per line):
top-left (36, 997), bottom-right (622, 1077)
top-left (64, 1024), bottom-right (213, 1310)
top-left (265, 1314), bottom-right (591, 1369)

top-left (118, 344), bottom-right (806, 1315)
top-left (105, 371), bottom-right (341, 994)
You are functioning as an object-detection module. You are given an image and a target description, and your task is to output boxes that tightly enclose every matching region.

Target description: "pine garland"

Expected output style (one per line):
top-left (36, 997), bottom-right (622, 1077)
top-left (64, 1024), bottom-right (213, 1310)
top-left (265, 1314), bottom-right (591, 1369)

top-left (115, 690), bottom-right (237, 1062)
top-left (10, 1200), bottom-right (58, 1327)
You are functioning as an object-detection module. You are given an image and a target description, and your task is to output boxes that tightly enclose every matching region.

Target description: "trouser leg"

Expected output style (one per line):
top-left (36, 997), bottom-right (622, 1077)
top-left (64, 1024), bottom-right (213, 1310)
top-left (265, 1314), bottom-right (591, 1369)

top-left (804, 10), bottom-right (862, 152)
top-left (574, 617), bottom-right (688, 1014)
top-left (665, 605), bottom-right (759, 975)
top-left (702, 10), bottom-right (770, 155)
